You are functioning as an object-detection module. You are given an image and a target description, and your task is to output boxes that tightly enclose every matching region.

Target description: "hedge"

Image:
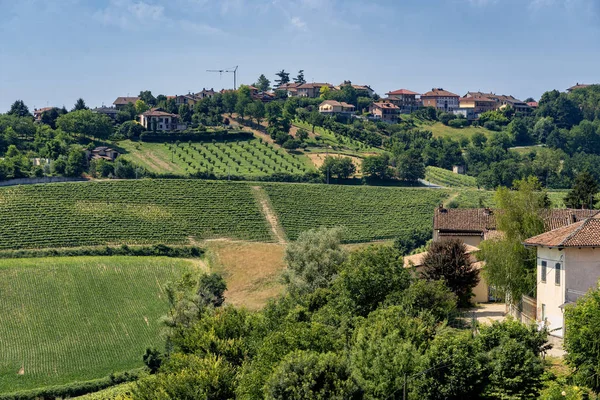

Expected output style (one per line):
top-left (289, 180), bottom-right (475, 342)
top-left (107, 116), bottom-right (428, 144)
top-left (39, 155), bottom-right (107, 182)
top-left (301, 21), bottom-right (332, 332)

top-left (0, 244), bottom-right (203, 259)
top-left (0, 369), bottom-right (144, 400)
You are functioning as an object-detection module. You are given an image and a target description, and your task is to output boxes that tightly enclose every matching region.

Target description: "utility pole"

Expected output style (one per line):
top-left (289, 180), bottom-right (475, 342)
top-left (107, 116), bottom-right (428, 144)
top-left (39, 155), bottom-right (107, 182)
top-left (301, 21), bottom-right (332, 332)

top-left (207, 66), bottom-right (238, 90)
top-left (403, 374), bottom-right (407, 400)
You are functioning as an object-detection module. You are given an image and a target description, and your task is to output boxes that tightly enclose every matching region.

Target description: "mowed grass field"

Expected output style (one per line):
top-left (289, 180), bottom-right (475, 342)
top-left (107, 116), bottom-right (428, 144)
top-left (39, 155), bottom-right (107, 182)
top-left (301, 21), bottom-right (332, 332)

top-left (0, 256), bottom-right (197, 393)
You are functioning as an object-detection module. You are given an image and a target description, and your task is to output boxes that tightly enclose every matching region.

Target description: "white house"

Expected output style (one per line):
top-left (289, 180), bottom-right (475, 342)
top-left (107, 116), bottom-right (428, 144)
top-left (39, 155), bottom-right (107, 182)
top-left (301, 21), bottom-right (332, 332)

top-left (524, 214), bottom-right (600, 337)
top-left (139, 108), bottom-right (186, 132)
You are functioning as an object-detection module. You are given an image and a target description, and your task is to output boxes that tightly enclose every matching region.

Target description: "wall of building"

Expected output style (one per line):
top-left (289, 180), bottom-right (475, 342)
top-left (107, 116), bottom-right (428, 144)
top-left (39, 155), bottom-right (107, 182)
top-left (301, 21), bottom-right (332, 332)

top-left (433, 232), bottom-right (483, 248)
top-left (536, 247), bottom-right (566, 337)
top-left (565, 247), bottom-right (600, 303)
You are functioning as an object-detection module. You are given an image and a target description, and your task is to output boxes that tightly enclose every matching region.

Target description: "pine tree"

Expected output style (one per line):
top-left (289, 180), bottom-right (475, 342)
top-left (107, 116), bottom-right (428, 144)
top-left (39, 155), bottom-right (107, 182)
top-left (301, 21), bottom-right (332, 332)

top-left (294, 70), bottom-right (306, 84)
top-left (564, 172), bottom-right (599, 209)
top-left (274, 70), bottom-right (290, 88)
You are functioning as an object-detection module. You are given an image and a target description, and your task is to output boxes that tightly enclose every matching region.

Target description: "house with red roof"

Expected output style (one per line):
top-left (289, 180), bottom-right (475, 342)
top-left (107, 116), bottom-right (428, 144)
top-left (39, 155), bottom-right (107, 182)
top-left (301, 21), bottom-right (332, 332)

top-left (524, 213), bottom-right (600, 337)
top-left (384, 89), bottom-right (421, 113)
top-left (421, 88), bottom-right (460, 112)
top-left (369, 101), bottom-right (400, 122)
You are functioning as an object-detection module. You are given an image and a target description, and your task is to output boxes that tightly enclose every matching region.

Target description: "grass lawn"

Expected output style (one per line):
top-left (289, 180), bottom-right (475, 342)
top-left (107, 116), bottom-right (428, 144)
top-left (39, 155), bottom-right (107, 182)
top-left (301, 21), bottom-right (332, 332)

top-left (0, 256), bottom-right (198, 393)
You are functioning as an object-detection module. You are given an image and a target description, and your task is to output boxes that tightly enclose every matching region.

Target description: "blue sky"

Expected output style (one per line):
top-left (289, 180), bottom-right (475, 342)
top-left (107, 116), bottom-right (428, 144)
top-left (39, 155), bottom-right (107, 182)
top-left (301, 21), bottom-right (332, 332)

top-left (1, 0), bottom-right (599, 112)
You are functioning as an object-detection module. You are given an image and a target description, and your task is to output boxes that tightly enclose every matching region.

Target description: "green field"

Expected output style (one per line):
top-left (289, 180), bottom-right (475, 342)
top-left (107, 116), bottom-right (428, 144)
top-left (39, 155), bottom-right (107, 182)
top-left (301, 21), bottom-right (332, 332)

top-left (425, 166), bottom-right (478, 188)
top-left (120, 139), bottom-right (314, 177)
top-left (418, 122), bottom-right (493, 140)
top-left (263, 183), bottom-right (450, 242)
top-left (0, 256), bottom-right (195, 392)
top-left (0, 180), bottom-right (272, 249)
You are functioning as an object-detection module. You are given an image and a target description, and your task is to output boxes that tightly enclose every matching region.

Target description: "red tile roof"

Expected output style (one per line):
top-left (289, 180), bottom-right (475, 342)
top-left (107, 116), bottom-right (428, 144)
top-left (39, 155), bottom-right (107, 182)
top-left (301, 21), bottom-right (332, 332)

top-left (142, 108), bottom-right (178, 117)
top-left (371, 102), bottom-right (400, 110)
top-left (386, 89), bottom-right (420, 96)
top-left (297, 82), bottom-right (333, 89)
top-left (320, 100), bottom-right (355, 108)
top-left (524, 215), bottom-right (600, 247)
top-left (567, 83), bottom-right (591, 91)
top-left (421, 88), bottom-right (459, 98)
top-left (434, 207), bottom-right (599, 234)
top-left (113, 96), bottom-right (140, 105)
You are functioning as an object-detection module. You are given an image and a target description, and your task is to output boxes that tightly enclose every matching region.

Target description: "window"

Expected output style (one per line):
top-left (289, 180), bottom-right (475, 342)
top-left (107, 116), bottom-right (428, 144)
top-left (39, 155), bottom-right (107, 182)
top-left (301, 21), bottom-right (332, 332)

top-left (541, 261), bottom-right (547, 283)
top-left (555, 263), bottom-right (561, 285)
top-left (542, 304), bottom-right (546, 321)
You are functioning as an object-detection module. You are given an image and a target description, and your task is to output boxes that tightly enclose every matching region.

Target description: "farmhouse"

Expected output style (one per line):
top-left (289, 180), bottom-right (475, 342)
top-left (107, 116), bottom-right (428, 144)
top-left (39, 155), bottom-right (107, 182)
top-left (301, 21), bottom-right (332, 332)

top-left (276, 83), bottom-right (301, 97)
top-left (113, 96), bottom-right (140, 110)
top-left (369, 101), bottom-right (400, 122)
top-left (524, 214), bottom-right (600, 337)
top-left (318, 100), bottom-right (355, 116)
top-left (336, 81), bottom-right (375, 97)
top-left (92, 106), bottom-right (119, 121)
top-left (384, 89), bottom-right (421, 113)
top-left (87, 146), bottom-right (119, 161)
top-left (421, 88), bottom-right (460, 112)
top-left (296, 82), bottom-right (334, 98)
top-left (433, 207), bottom-right (598, 248)
top-left (33, 107), bottom-right (57, 121)
top-left (139, 108), bottom-right (186, 132)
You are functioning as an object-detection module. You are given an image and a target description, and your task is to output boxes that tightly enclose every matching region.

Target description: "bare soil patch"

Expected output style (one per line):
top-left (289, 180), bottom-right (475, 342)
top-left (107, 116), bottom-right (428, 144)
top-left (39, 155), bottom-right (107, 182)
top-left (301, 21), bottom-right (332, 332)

top-left (307, 153), bottom-right (363, 175)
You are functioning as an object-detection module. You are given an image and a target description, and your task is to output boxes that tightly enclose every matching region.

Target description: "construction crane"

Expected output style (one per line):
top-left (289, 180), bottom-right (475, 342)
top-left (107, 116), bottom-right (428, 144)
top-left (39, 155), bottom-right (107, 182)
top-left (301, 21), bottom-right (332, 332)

top-left (206, 66), bottom-right (238, 90)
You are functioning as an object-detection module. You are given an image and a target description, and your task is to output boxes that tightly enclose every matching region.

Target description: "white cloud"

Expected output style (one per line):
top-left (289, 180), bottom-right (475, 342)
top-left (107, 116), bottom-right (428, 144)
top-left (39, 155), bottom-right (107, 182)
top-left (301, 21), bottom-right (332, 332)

top-left (290, 16), bottom-right (307, 30)
top-left (94, 0), bottom-right (222, 34)
top-left (467, 0), bottom-right (498, 6)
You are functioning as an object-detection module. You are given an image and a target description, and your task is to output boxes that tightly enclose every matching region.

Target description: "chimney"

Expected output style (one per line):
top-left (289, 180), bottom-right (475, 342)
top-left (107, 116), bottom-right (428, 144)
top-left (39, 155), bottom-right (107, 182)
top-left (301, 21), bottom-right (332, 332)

top-left (483, 207), bottom-right (492, 216)
top-left (571, 214), bottom-right (577, 224)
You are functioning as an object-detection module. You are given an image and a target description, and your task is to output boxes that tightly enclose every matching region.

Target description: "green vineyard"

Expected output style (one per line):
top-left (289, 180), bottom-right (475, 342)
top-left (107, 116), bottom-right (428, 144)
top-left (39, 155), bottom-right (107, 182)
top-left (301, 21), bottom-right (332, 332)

top-left (263, 183), bottom-right (450, 242)
top-left (425, 166), bottom-right (478, 188)
top-left (166, 140), bottom-right (313, 176)
top-left (0, 256), bottom-right (194, 392)
top-left (0, 180), bottom-right (273, 249)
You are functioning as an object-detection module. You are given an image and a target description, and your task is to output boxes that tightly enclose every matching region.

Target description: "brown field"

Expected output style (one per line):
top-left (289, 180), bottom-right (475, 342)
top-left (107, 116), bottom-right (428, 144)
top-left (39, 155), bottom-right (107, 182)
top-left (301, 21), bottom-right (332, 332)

top-left (205, 241), bottom-right (286, 310)
top-left (307, 153), bottom-right (363, 175)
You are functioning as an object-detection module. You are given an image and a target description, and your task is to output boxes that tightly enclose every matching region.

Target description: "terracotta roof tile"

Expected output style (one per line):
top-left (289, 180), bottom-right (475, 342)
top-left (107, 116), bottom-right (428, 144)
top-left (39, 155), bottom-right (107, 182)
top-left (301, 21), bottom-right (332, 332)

top-left (421, 88), bottom-right (459, 98)
top-left (113, 96), bottom-right (140, 105)
top-left (524, 217), bottom-right (600, 247)
top-left (386, 89), bottom-right (420, 96)
top-left (434, 207), bottom-right (599, 234)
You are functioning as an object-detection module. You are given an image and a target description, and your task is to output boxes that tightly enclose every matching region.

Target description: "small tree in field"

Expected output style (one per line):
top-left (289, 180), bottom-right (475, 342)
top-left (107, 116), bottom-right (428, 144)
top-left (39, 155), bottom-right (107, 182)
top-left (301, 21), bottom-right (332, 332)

top-left (197, 273), bottom-right (227, 308)
top-left (421, 239), bottom-right (479, 307)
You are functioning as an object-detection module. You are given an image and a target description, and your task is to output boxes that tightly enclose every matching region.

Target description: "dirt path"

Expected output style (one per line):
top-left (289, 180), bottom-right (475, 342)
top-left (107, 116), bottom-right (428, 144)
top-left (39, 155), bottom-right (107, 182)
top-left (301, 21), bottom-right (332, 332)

top-left (251, 186), bottom-right (287, 244)
top-left (145, 152), bottom-right (180, 173)
top-left (443, 191), bottom-right (460, 206)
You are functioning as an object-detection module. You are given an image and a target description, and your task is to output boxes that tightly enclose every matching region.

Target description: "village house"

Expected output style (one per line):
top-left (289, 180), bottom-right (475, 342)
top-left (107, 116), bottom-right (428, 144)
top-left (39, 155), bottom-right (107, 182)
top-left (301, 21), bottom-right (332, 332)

top-left (336, 81), bottom-right (375, 97)
top-left (139, 108), bottom-right (186, 132)
top-left (87, 146), bottom-right (119, 161)
top-left (384, 89), bottom-right (421, 113)
top-left (459, 95), bottom-right (497, 114)
top-left (527, 101), bottom-right (539, 109)
top-left (113, 97), bottom-right (140, 110)
top-left (296, 82), bottom-right (334, 98)
top-left (252, 91), bottom-right (276, 103)
top-left (404, 244), bottom-right (490, 303)
top-left (433, 207), bottom-right (598, 248)
top-left (421, 88), bottom-right (460, 112)
top-left (566, 83), bottom-right (592, 93)
top-left (276, 83), bottom-right (301, 97)
top-left (465, 92), bottom-right (531, 114)
top-left (92, 106), bottom-right (119, 121)
top-left (33, 107), bottom-right (56, 121)
top-left (369, 101), bottom-right (400, 122)
top-left (524, 213), bottom-right (600, 337)
top-left (196, 88), bottom-right (216, 99)
top-left (174, 94), bottom-right (199, 107)
top-left (318, 100), bottom-right (355, 116)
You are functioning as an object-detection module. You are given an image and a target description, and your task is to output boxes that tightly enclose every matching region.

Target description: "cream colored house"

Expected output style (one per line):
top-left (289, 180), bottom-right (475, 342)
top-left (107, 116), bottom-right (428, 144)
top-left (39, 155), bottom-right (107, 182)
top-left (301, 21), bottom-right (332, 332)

top-left (403, 244), bottom-right (490, 303)
top-left (524, 215), bottom-right (600, 337)
top-left (139, 108), bottom-right (186, 132)
top-left (318, 100), bottom-right (355, 115)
